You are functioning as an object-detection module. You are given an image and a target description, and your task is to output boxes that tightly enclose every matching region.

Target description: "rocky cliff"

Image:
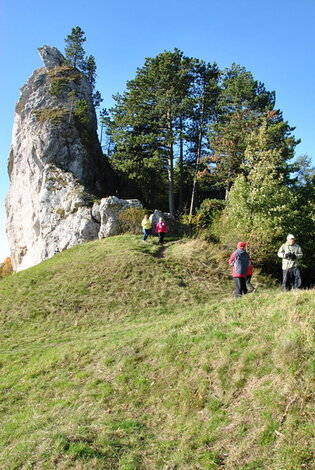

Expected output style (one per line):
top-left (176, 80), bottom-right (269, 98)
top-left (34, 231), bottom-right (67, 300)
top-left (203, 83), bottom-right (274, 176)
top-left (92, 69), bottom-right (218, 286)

top-left (6, 46), bottom-right (141, 272)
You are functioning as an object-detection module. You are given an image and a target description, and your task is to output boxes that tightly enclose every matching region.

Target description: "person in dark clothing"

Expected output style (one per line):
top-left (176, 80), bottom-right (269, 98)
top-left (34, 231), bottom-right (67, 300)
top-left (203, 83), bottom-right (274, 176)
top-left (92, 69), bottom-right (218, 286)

top-left (229, 242), bottom-right (250, 297)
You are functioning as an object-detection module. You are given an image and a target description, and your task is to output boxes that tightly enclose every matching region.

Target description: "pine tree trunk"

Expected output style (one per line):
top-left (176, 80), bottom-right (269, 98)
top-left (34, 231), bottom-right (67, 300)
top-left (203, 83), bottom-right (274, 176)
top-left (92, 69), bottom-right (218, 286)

top-left (178, 119), bottom-right (184, 212)
top-left (168, 144), bottom-right (175, 216)
top-left (167, 109), bottom-right (175, 216)
top-left (189, 98), bottom-right (205, 217)
top-left (189, 126), bottom-right (203, 217)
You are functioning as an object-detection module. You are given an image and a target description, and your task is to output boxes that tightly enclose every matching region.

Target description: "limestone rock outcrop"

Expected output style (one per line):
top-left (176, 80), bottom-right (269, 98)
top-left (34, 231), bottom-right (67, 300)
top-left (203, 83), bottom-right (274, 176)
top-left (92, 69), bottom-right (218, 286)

top-left (6, 46), bottom-right (140, 272)
top-left (93, 196), bottom-right (143, 238)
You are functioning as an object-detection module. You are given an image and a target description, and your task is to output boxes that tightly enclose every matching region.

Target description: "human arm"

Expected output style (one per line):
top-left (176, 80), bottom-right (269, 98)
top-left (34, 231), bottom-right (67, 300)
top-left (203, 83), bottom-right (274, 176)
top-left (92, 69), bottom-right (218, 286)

top-left (228, 252), bottom-right (236, 266)
top-left (277, 245), bottom-right (286, 259)
top-left (295, 245), bottom-right (303, 260)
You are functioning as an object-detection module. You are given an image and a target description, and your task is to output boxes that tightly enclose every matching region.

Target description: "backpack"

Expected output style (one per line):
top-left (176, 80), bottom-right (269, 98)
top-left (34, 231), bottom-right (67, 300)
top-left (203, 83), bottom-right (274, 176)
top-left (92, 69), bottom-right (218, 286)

top-left (234, 249), bottom-right (249, 276)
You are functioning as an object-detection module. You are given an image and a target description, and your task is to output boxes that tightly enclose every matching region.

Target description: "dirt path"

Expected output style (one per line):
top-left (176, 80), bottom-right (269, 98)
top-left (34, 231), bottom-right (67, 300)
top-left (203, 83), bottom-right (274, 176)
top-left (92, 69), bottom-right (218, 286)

top-left (154, 244), bottom-right (168, 259)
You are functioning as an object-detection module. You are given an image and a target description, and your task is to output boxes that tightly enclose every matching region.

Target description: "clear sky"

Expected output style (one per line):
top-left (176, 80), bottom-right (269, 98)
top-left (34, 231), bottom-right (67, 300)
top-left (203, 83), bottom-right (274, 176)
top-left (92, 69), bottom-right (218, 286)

top-left (1, 0), bottom-right (314, 261)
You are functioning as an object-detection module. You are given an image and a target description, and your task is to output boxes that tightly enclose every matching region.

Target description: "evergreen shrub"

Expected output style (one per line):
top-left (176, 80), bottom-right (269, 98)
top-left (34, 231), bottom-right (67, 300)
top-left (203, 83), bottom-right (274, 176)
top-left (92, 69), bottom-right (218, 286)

top-left (181, 199), bottom-right (226, 231)
top-left (118, 208), bottom-right (147, 234)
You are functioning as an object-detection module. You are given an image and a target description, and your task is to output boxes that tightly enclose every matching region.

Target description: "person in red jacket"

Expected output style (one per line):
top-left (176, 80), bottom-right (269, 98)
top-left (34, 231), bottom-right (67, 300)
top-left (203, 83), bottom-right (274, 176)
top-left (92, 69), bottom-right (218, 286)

top-left (229, 241), bottom-right (250, 297)
top-left (155, 217), bottom-right (168, 245)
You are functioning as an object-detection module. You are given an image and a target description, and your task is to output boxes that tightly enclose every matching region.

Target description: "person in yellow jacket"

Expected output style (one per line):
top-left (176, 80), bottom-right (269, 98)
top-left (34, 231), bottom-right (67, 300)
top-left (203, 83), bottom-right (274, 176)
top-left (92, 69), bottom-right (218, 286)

top-left (141, 214), bottom-right (152, 241)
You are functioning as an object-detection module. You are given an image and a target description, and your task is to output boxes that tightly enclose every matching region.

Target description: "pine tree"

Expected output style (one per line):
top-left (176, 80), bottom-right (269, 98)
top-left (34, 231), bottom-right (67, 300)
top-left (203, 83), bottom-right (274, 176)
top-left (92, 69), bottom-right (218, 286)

top-left (209, 64), bottom-right (276, 198)
top-left (82, 55), bottom-right (96, 88)
top-left (187, 60), bottom-right (220, 214)
top-left (64, 26), bottom-right (86, 70)
top-left (109, 49), bottom-right (194, 214)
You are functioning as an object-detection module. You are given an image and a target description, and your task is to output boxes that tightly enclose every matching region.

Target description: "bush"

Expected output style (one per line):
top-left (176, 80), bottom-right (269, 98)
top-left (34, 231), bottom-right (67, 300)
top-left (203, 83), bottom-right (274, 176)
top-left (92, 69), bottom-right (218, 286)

top-left (181, 199), bottom-right (226, 231)
top-left (212, 174), bottom-right (297, 270)
top-left (196, 199), bottom-right (226, 228)
top-left (0, 257), bottom-right (13, 278)
top-left (118, 208), bottom-right (147, 234)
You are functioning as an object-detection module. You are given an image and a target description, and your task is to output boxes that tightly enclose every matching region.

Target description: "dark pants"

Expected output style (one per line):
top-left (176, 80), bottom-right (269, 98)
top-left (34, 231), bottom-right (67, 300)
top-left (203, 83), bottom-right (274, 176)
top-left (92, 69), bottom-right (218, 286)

top-left (282, 268), bottom-right (302, 291)
top-left (246, 275), bottom-right (256, 292)
top-left (143, 229), bottom-right (151, 241)
top-left (158, 232), bottom-right (165, 244)
top-left (234, 277), bottom-right (248, 297)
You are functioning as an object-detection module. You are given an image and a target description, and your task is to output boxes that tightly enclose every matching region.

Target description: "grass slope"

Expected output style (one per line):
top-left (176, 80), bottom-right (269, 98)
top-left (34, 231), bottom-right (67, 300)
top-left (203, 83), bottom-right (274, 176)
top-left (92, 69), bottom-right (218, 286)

top-left (0, 235), bottom-right (314, 470)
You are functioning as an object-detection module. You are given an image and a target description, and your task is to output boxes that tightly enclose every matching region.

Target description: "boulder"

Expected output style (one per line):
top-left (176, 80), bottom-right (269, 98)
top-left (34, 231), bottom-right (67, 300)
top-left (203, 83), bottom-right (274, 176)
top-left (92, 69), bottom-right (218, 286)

top-left (96, 196), bottom-right (143, 238)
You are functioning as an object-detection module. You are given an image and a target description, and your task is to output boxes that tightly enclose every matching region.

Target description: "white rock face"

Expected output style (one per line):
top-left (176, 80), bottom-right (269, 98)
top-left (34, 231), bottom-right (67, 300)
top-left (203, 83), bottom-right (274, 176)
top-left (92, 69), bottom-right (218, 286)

top-left (6, 46), bottom-right (142, 272)
top-left (6, 164), bottom-right (99, 271)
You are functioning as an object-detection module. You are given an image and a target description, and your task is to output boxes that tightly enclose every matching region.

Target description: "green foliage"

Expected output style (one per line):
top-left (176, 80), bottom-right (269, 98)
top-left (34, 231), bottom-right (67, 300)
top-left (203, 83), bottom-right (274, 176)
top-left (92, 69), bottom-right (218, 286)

top-left (34, 107), bottom-right (68, 123)
top-left (74, 99), bottom-right (89, 123)
top-left (118, 208), bottom-right (147, 234)
top-left (109, 50), bottom-right (218, 214)
top-left (108, 52), bottom-right (299, 215)
top-left (195, 198), bottom-right (226, 228)
top-left (212, 120), bottom-right (300, 268)
top-left (81, 54), bottom-right (96, 89)
top-left (34, 65), bottom-right (89, 126)
top-left (49, 77), bottom-right (69, 96)
top-left (48, 65), bottom-right (81, 97)
top-left (181, 199), bottom-right (226, 231)
top-left (207, 65), bottom-right (293, 195)
top-left (64, 26), bottom-right (86, 70)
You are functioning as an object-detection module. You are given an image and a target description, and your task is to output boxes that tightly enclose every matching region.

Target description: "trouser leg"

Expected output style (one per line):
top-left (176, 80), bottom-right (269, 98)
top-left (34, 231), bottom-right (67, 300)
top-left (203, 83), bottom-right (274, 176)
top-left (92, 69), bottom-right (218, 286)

top-left (282, 269), bottom-right (292, 291)
top-left (246, 275), bottom-right (255, 292)
top-left (240, 277), bottom-right (248, 295)
top-left (234, 277), bottom-right (247, 297)
top-left (292, 267), bottom-right (302, 289)
top-left (144, 229), bottom-right (151, 240)
top-left (234, 278), bottom-right (241, 297)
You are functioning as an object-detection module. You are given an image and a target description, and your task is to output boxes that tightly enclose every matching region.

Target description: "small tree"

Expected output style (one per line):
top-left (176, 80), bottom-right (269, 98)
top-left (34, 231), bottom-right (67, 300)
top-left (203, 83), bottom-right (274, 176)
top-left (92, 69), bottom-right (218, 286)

top-left (64, 26), bottom-right (86, 70)
top-left (213, 119), bottom-right (298, 268)
top-left (82, 55), bottom-right (96, 88)
top-left (1, 257), bottom-right (13, 278)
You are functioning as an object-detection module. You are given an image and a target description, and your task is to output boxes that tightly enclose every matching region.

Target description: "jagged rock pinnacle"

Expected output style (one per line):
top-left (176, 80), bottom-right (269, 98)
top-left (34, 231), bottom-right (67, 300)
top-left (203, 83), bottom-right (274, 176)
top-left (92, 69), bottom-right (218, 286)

top-left (38, 45), bottom-right (65, 70)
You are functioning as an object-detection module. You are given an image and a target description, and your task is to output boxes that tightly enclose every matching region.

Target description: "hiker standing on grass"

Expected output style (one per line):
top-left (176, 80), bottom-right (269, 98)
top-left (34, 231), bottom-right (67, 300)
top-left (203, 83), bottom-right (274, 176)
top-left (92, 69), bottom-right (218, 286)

top-left (155, 217), bottom-right (168, 245)
top-left (277, 234), bottom-right (303, 291)
top-left (141, 214), bottom-right (152, 242)
top-left (229, 242), bottom-right (250, 297)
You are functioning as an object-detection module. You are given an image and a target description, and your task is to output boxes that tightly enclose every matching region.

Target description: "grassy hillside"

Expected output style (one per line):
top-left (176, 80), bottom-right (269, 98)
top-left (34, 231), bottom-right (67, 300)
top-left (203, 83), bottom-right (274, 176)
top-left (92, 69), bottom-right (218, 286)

top-left (0, 235), bottom-right (314, 470)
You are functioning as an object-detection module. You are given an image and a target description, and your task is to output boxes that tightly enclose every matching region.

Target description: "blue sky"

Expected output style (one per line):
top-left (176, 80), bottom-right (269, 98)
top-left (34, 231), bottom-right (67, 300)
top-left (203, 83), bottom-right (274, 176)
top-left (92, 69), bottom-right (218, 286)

top-left (1, 0), bottom-right (314, 261)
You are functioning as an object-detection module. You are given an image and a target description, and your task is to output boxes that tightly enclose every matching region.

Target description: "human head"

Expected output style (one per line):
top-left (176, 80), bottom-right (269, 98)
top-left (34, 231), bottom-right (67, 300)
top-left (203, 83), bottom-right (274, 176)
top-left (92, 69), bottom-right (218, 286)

top-left (159, 217), bottom-right (164, 223)
top-left (237, 242), bottom-right (247, 250)
top-left (287, 234), bottom-right (295, 246)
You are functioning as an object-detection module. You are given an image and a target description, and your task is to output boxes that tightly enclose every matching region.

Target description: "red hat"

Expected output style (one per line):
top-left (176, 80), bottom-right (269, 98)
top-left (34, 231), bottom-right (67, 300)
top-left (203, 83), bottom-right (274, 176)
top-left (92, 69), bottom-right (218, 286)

top-left (237, 242), bottom-right (247, 249)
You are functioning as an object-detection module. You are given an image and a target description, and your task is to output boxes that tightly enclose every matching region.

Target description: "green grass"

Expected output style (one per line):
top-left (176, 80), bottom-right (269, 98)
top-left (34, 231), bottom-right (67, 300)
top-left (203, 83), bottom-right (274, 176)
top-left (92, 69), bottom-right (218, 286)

top-left (0, 235), bottom-right (314, 469)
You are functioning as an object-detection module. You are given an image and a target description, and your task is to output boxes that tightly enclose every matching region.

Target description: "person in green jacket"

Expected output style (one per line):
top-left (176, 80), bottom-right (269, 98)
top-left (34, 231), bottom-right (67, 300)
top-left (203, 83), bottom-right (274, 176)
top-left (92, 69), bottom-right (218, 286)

top-left (277, 234), bottom-right (303, 291)
top-left (141, 214), bottom-right (152, 241)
